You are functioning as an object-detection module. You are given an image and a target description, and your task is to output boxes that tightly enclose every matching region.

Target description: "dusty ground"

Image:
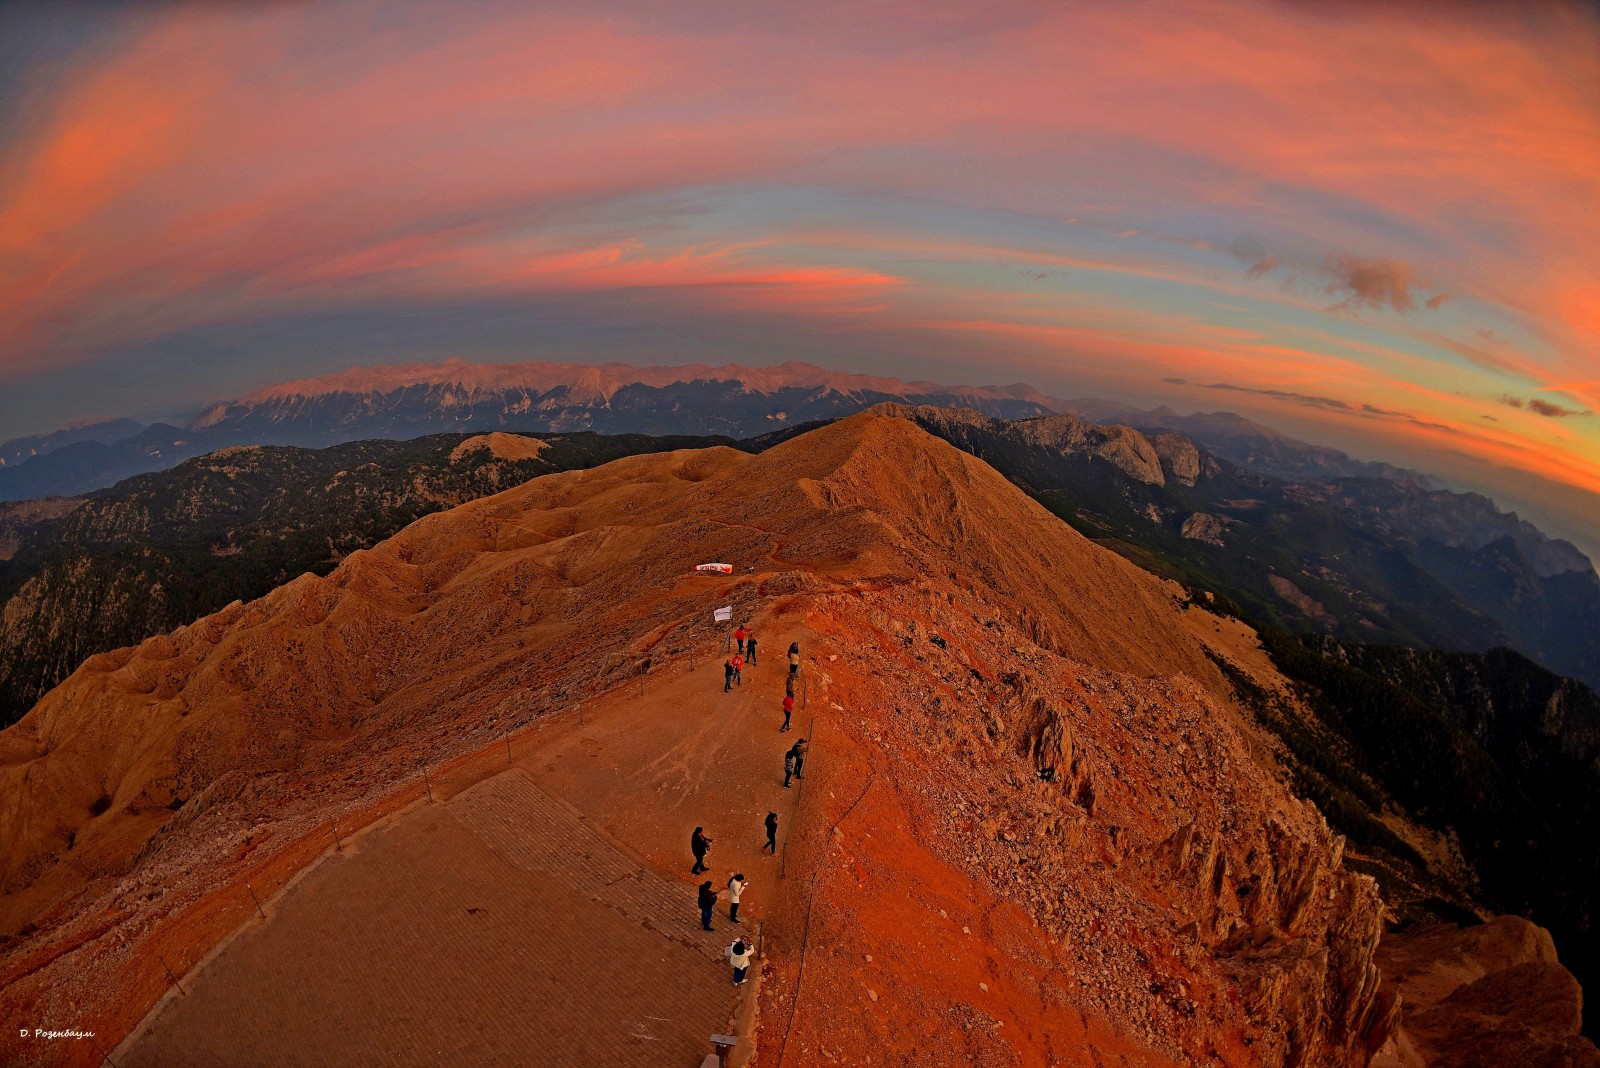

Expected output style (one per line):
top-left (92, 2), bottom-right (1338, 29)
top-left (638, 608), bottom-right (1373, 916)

top-left (118, 769), bottom-right (736, 1067)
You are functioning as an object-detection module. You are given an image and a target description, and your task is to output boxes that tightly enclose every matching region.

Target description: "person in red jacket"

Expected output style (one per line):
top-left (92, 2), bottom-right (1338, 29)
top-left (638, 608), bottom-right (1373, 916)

top-left (780, 693), bottom-right (794, 732)
top-left (734, 625), bottom-right (749, 656)
top-left (731, 654), bottom-right (743, 687)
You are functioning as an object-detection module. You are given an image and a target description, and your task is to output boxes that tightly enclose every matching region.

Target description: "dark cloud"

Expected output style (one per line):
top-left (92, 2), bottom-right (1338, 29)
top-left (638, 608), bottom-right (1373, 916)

top-left (1231, 239), bottom-right (1447, 314)
top-left (1499, 394), bottom-right (1589, 418)
top-left (1531, 398), bottom-right (1587, 418)
top-left (1193, 380), bottom-right (1354, 411)
top-left (1185, 380), bottom-right (1460, 434)
top-left (1321, 253), bottom-right (1416, 312)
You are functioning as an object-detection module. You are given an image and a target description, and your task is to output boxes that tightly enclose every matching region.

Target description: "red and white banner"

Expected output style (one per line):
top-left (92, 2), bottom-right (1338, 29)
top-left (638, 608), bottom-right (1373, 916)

top-left (694, 562), bottom-right (733, 574)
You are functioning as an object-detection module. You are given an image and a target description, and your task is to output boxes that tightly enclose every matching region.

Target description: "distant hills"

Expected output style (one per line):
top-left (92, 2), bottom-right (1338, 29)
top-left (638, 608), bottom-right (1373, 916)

top-left (1, 359), bottom-right (1595, 691)
top-left (1061, 400), bottom-right (1442, 486)
top-left (0, 360), bottom-right (1054, 501)
top-left (0, 357), bottom-right (1486, 500)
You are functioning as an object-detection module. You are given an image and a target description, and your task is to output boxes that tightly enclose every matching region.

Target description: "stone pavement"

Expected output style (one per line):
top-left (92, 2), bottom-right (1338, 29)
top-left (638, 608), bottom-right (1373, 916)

top-left (120, 771), bottom-right (736, 1067)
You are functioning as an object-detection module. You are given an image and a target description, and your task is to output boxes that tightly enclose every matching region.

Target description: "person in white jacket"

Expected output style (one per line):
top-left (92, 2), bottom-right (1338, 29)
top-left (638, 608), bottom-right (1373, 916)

top-left (726, 873), bottom-right (748, 924)
top-left (727, 937), bottom-right (754, 986)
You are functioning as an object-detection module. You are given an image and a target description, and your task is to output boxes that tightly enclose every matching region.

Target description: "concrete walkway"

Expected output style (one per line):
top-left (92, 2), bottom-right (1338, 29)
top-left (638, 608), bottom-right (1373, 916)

top-left (120, 771), bottom-right (735, 1067)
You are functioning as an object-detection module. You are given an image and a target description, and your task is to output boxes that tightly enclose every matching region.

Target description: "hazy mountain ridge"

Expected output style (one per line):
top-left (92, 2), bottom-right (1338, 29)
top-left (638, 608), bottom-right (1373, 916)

top-left (0, 419), bottom-right (146, 470)
top-left (1063, 401), bottom-right (1442, 487)
top-left (1064, 401), bottom-right (1592, 580)
top-left (0, 424), bottom-right (203, 501)
top-left (3, 361), bottom-right (1590, 597)
top-left (885, 405), bottom-right (1600, 688)
top-left (0, 362), bottom-right (1053, 502)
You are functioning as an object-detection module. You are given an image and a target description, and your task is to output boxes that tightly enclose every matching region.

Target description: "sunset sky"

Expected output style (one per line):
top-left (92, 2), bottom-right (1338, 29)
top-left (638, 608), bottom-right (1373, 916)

top-left (1, 1), bottom-right (1598, 551)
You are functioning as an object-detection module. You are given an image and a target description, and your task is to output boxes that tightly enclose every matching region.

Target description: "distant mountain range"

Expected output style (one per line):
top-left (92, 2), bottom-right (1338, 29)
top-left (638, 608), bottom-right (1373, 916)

top-left (0, 360), bottom-right (1057, 501)
top-left (1, 359), bottom-right (1595, 688)
top-left (1061, 400), bottom-right (1442, 486)
top-left (880, 405), bottom-right (1600, 688)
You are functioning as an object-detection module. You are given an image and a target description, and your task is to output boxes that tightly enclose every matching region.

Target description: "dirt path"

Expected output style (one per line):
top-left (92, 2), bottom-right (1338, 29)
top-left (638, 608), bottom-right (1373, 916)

top-left (522, 618), bottom-right (816, 899)
top-left (115, 613), bottom-right (813, 1067)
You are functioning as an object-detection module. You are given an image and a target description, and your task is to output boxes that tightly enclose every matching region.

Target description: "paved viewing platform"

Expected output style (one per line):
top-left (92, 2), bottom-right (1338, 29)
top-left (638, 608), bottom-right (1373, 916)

top-left (122, 771), bottom-right (735, 1067)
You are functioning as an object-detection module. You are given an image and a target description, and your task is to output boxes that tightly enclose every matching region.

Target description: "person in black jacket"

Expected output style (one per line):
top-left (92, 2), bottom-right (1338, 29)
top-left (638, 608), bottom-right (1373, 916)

top-left (698, 881), bottom-right (720, 931)
top-left (691, 826), bottom-right (713, 874)
top-left (763, 811), bottom-right (778, 854)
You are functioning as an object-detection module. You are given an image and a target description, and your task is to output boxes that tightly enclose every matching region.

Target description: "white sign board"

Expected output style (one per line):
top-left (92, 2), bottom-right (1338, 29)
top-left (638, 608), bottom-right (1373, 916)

top-left (694, 562), bottom-right (734, 574)
top-left (714, 606), bottom-right (733, 623)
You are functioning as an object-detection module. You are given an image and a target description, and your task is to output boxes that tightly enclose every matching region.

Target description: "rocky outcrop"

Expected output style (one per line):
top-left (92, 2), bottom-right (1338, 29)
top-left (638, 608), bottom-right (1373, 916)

top-left (1153, 432), bottom-right (1202, 487)
top-left (870, 403), bottom-right (1173, 485)
top-left (1013, 415), bottom-right (1168, 485)
top-left (1373, 917), bottom-right (1600, 1067)
top-left (1181, 511), bottom-right (1228, 545)
top-left (852, 574), bottom-right (1397, 1065)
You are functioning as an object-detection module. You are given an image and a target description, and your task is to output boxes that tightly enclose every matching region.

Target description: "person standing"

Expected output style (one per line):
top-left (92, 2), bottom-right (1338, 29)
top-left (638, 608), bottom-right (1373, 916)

top-left (735, 625), bottom-right (748, 656)
top-left (763, 811), bottom-right (778, 853)
top-left (783, 746), bottom-right (797, 789)
top-left (780, 693), bottom-right (794, 732)
top-left (746, 634), bottom-right (758, 665)
top-left (788, 642), bottom-right (800, 677)
top-left (792, 738), bottom-right (809, 781)
top-left (732, 653), bottom-right (744, 687)
top-left (698, 881), bottom-right (720, 931)
top-left (691, 827), bottom-right (714, 874)
top-left (785, 672), bottom-right (796, 699)
top-left (727, 873), bottom-right (748, 924)
top-left (724, 659), bottom-right (735, 693)
top-left (727, 937), bottom-right (753, 986)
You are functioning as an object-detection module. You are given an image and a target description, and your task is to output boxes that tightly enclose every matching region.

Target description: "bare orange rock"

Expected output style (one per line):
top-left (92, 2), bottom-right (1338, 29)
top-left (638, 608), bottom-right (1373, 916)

top-left (447, 432), bottom-right (550, 463)
top-left (1373, 917), bottom-right (1599, 1068)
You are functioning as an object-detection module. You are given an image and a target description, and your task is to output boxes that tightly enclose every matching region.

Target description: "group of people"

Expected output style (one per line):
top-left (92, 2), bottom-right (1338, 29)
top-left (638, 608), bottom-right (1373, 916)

top-left (694, 627), bottom-right (810, 986)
